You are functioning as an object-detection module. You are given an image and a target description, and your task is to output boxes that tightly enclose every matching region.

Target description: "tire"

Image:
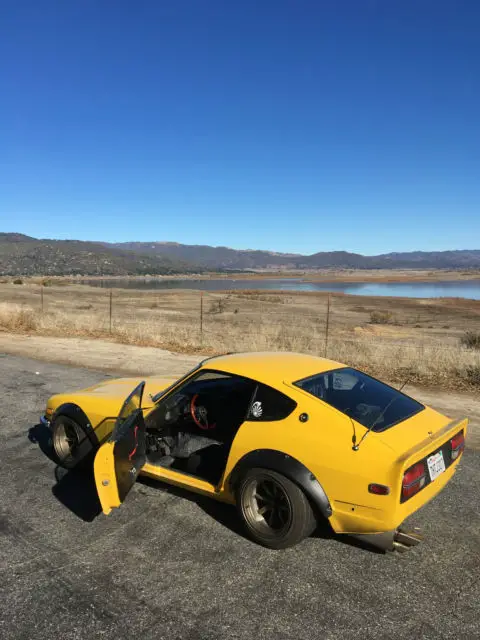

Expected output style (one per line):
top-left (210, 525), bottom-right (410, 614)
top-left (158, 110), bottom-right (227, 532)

top-left (52, 415), bottom-right (95, 470)
top-left (236, 468), bottom-right (317, 549)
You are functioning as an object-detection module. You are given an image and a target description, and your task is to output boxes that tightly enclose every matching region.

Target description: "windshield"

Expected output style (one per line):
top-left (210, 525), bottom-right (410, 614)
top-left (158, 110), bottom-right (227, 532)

top-left (151, 364), bottom-right (201, 403)
top-left (114, 381), bottom-right (145, 433)
top-left (294, 367), bottom-right (424, 432)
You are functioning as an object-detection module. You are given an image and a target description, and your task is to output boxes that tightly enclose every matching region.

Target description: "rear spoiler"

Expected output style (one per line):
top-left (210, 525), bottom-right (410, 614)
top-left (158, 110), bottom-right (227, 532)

top-left (396, 417), bottom-right (468, 466)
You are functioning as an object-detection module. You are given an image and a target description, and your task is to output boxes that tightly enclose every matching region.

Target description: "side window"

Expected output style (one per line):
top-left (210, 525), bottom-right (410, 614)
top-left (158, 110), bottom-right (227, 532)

top-left (247, 384), bottom-right (297, 422)
top-left (147, 370), bottom-right (256, 431)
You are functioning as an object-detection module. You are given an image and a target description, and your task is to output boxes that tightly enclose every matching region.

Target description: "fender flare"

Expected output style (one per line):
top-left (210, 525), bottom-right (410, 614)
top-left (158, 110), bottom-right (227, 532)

top-left (228, 449), bottom-right (332, 519)
top-left (51, 403), bottom-right (99, 448)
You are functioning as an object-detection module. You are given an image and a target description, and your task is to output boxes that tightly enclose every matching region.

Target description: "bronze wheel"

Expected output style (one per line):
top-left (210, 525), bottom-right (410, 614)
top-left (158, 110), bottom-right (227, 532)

top-left (242, 474), bottom-right (293, 537)
top-left (237, 468), bottom-right (316, 549)
top-left (52, 415), bottom-right (92, 469)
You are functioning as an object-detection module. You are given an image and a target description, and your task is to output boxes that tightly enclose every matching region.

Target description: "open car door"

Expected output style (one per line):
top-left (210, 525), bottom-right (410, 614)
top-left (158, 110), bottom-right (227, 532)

top-left (94, 381), bottom-right (146, 515)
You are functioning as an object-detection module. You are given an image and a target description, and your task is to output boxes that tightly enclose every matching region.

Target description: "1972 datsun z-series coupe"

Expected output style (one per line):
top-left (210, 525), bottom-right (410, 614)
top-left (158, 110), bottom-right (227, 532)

top-left (42, 352), bottom-right (467, 551)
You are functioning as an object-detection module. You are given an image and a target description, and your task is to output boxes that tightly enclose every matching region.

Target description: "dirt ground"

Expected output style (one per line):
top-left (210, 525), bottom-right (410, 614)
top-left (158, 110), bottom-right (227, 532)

top-left (0, 332), bottom-right (477, 450)
top-left (2, 281), bottom-right (480, 341)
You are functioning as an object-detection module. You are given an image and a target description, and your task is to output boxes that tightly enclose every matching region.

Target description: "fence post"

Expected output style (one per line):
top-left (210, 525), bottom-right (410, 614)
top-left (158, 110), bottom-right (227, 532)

top-left (200, 291), bottom-right (204, 343)
top-left (40, 285), bottom-right (44, 313)
top-left (109, 290), bottom-right (113, 333)
top-left (324, 294), bottom-right (331, 357)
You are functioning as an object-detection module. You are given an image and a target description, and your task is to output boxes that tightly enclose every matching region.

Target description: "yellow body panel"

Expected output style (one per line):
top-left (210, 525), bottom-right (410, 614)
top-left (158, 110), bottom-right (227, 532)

top-left (93, 441), bottom-right (119, 515)
top-left (47, 376), bottom-right (177, 443)
top-left (141, 463), bottom-right (231, 501)
top-left (45, 352), bottom-right (468, 536)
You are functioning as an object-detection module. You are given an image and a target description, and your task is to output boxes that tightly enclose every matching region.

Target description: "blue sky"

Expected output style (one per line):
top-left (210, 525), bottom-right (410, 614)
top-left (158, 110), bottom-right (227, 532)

top-left (1, 1), bottom-right (479, 255)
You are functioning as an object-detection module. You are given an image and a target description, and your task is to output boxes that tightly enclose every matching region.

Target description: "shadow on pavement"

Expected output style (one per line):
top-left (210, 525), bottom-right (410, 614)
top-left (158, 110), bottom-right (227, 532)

top-left (28, 422), bottom-right (58, 464)
top-left (311, 525), bottom-right (384, 554)
top-left (137, 475), bottom-right (248, 540)
top-left (52, 466), bottom-right (102, 522)
top-left (28, 421), bottom-right (102, 522)
top-left (137, 476), bottom-right (382, 553)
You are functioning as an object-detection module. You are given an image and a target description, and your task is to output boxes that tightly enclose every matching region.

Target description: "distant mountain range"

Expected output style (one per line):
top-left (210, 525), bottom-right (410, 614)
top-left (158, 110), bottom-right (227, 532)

top-left (1, 233), bottom-right (480, 275)
top-left (111, 241), bottom-right (480, 270)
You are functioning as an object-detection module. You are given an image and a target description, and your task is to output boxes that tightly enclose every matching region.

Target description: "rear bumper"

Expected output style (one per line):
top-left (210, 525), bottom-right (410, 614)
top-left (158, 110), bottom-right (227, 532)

top-left (331, 453), bottom-right (461, 537)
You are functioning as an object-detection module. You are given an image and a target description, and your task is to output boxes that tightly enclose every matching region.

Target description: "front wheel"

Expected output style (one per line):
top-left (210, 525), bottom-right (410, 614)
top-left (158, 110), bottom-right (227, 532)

top-left (52, 415), bottom-right (94, 469)
top-left (236, 468), bottom-right (317, 549)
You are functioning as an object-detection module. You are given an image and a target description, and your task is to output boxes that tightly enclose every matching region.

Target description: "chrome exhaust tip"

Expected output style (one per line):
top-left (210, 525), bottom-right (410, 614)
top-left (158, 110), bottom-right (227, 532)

top-left (393, 527), bottom-right (423, 552)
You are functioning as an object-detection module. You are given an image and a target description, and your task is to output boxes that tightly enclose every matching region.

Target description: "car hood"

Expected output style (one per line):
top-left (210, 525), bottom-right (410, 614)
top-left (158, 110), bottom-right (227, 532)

top-left (80, 376), bottom-right (178, 407)
top-left (48, 375), bottom-right (178, 418)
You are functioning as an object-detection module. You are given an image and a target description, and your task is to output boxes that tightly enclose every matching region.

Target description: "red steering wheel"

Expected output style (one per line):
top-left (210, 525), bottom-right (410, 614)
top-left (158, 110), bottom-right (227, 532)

top-left (190, 394), bottom-right (216, 430)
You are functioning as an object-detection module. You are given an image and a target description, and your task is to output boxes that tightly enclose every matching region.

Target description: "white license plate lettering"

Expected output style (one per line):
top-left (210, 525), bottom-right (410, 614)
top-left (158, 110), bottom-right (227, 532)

top-left (427, 451), bottom-right (446, 481)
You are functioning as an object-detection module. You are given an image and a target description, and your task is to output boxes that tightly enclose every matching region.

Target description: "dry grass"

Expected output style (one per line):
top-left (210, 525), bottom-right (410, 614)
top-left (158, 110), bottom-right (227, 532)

top-left (0, 279), bottom-right (480, 391)
top-left (0, 304), bottom-right (37, 332)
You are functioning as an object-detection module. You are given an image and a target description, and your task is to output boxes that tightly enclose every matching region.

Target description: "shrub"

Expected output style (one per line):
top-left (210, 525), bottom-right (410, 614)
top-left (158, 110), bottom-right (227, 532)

top-left (13, 278), bottom-right (23, 285)
top-left (464, 365), bottom-right (480, 386)
top-left (460, 332), bottom-right (480, 350)
top-left (370, 310), bottom-right (393, 324)
top-left (208, 298), bottom-right (227, 314)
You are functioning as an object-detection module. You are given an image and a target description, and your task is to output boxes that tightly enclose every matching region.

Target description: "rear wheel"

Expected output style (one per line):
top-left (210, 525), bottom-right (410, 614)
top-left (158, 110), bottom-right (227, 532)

top-left (236, 468), bottom-right (317, 549)
top-left (52, 415), bottom-right (94, 469)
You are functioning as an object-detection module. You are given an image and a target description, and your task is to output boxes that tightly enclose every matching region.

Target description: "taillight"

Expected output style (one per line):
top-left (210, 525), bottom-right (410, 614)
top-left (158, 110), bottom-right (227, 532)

top-left (402, 461), bottom-right (427, 501)
top-left (450, 430), bottom-right (465, 460)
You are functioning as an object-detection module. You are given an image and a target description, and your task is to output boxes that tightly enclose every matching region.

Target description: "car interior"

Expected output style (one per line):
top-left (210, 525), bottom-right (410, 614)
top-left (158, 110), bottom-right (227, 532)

top-left (144, 371), bottom-right (257, 485)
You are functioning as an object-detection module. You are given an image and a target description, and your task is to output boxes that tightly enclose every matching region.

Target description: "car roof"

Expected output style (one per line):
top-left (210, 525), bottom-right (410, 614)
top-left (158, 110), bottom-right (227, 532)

top-left (201, 351), bottom-right (346, 387)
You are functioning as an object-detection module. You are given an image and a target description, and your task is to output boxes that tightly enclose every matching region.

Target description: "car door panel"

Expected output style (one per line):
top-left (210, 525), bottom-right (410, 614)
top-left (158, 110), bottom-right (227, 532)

top-left (94, 382), bottom-right (146, 515)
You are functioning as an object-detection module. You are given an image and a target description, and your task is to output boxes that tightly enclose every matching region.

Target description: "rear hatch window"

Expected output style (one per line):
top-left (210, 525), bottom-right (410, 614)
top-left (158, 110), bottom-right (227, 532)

top-left (294, 367), bottom-right (424, 432)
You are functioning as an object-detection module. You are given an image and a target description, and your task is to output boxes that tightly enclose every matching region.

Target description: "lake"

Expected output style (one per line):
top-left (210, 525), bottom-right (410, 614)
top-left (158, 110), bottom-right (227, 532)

top-left (82, 278), bottom-right (480, 300)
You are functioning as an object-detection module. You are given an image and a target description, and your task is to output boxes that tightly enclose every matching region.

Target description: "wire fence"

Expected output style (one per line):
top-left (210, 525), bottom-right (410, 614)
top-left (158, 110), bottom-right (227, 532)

top-left (2, 281), bottom-right (478, 387)
top-left (4, 283), bottom-right (479, 361)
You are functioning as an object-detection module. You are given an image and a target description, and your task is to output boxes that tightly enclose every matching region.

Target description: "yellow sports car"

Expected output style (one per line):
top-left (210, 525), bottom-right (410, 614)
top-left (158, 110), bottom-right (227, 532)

top-left (42, 352), bottom-right (467, 551)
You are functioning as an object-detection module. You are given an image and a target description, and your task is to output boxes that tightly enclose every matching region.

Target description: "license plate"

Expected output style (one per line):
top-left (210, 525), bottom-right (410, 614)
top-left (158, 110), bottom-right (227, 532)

top-left (427, 451), bottom-right (446, 481)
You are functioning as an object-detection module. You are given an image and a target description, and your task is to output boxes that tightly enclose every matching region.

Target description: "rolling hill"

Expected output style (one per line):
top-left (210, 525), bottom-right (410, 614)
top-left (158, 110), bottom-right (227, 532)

top-left (0, 234), bottom-right (196, 276)
top-left (1, 233), bottom-right (479, 275)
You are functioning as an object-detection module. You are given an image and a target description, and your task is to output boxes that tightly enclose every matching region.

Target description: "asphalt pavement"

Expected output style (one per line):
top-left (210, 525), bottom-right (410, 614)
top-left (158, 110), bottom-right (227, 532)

top-left (0, 354), bottom-right (479, 640)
